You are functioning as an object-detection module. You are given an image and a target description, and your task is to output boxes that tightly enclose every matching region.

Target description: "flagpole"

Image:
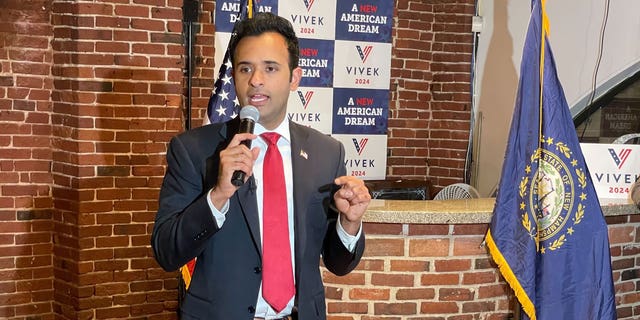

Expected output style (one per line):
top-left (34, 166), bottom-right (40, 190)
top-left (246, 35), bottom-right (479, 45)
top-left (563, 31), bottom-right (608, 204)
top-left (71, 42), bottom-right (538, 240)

top-left (185, 21), bottom-right (193, 130)
top-left (183, 0), bottom-right (198, 130)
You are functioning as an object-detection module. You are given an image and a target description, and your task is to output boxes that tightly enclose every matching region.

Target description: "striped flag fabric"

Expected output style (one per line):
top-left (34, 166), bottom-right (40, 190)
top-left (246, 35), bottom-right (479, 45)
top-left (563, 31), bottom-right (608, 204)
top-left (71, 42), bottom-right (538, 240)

top-left (204, 0), bottom-right (256, 124)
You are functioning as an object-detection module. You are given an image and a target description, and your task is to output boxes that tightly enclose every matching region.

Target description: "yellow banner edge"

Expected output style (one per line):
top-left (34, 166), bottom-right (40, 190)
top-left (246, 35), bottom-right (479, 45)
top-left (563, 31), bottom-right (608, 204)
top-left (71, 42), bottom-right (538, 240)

top-left (181, 264), bottom-right (192, 290)
top-left (485, 230), bottom-right (537, 320)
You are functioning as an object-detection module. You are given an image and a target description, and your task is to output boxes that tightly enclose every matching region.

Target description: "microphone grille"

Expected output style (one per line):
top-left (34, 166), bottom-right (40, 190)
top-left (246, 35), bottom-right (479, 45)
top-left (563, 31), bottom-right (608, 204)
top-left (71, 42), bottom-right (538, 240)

top-left (239, 105), bottom-right (260, 122)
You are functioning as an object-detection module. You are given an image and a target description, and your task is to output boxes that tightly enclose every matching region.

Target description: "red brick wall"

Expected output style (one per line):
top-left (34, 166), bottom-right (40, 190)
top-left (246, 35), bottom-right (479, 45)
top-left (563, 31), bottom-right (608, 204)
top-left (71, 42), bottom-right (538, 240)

top-left (324, 223), bottom-right (513, 320)
top-left (321, 213), bottom-right (640, 319)
top-left (606, 214), bottom-right (640, 319)
top-left (1, 0), bottom-right (55, 318)
top-left (47, 0), bottom-right (184, 318)
top-left (389, 0), bottom-right (474, 189)
top-left (1, 0), bottom-right (185, 318)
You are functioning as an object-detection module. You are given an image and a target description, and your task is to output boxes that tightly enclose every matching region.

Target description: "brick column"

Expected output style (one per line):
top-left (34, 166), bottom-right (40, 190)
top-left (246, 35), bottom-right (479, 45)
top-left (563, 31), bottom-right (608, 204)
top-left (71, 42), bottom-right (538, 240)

top-left (389, 0), bottom-right (474, 190)
top-left (49, 0), bottom-right (184, 318)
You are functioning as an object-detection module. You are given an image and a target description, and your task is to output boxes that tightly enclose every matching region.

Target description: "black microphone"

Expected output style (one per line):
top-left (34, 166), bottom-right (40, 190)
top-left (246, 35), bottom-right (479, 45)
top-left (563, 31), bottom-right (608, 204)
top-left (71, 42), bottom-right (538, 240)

top-left (231, 105), bottom-right (260, 187)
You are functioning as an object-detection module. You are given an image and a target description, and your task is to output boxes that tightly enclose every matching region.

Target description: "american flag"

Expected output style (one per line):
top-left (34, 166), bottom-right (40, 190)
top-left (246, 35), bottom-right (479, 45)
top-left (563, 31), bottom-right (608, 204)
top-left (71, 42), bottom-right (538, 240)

top-left (205, 49), bottom-right (241, 123)
top-left (204, 0), bottom-right (256, 124)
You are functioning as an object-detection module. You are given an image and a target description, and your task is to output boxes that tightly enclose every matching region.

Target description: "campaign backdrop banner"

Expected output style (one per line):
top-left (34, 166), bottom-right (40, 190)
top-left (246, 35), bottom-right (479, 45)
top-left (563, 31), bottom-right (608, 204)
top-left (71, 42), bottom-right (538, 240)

top-left (581, 143), bottom-right (640, 200)
top-left (286, 87), bottom-right (333, 134)
top-left (214, 0), bottom-right (392, 180)
top-left (334, 134), bottom-right (388, 180)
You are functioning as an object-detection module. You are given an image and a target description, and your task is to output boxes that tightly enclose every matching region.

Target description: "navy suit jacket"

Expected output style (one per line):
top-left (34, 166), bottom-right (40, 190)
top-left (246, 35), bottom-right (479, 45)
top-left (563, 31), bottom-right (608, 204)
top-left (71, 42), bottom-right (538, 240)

top-left (151, 119), bottom-right (365, 320)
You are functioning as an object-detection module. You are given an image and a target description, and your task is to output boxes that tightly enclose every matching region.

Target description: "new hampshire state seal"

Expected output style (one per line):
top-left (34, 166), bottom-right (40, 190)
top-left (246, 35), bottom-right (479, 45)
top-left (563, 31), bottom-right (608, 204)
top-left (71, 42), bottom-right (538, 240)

top-left (519, 135), bottom-right (589, 253)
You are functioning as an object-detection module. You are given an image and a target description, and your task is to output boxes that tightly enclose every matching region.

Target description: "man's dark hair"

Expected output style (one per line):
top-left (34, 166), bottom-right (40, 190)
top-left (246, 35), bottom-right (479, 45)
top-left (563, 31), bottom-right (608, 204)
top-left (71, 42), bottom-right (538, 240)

top-left (228, 12), bottom-right (299, 73)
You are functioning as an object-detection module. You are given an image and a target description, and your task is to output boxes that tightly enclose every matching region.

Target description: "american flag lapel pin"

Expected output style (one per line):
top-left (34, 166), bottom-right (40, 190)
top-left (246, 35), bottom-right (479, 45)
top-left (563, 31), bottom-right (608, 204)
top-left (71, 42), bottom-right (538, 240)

top-left (300, 149), bottom-right (308, 160)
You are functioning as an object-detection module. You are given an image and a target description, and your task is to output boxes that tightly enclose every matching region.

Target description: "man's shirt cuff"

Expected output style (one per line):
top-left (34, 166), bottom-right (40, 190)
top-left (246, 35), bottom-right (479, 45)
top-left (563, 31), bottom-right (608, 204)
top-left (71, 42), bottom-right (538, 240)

top-left (207, 188), bottom-right (229, 228)
top-left (336, 217), bottom-right (362, 253)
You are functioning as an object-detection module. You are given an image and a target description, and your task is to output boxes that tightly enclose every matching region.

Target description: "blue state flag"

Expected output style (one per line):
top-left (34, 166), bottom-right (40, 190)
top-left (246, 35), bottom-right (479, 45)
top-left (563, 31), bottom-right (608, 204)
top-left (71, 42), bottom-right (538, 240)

top-left (485, 1), bottom-right (617, 319)
top-left (205, 0), bottom-right (258, 124)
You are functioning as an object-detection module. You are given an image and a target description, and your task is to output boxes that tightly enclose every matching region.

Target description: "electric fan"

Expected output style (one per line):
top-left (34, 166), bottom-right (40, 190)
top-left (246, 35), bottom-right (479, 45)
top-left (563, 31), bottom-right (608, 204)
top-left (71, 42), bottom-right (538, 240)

top-left (433, 183), bottom-right (480, 200)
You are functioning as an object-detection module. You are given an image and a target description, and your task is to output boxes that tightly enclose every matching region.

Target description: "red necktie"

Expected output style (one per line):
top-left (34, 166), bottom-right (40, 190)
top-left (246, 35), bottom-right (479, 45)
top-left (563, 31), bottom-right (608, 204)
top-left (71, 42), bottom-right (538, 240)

top-left (261, 132), bottom-right (295, 312)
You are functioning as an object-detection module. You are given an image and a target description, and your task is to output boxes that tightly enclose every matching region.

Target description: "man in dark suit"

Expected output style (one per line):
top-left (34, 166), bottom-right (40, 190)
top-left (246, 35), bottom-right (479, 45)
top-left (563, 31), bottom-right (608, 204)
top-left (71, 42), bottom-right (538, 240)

top-left (151, 13), bottom-right (370, 320)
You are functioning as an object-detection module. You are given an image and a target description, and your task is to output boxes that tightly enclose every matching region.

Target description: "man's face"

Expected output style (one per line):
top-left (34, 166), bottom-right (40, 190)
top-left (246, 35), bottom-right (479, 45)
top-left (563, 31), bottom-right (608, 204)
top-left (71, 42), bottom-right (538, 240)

top-left (233, 32), bottom-right (302, 130)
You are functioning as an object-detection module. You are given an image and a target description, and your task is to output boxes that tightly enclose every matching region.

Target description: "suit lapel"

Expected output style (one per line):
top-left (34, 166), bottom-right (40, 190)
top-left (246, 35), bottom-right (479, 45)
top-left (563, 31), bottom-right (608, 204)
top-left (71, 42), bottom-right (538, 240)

top-left (237, 176), bottom-right (261, 256)
top-left (289, 122), bottom-right (312, 280)
top-left (208, 120), bottom-right (262, 256)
